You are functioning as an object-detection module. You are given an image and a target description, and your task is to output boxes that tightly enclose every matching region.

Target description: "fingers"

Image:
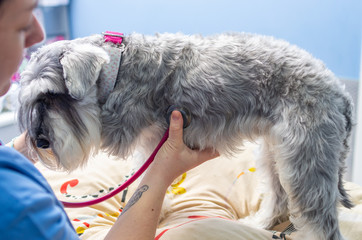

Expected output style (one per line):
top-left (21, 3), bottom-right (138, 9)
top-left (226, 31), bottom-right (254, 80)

top-left (168, 110), bottom-right (220, 164)
top-left (168, 111), bottom-right (184, 146)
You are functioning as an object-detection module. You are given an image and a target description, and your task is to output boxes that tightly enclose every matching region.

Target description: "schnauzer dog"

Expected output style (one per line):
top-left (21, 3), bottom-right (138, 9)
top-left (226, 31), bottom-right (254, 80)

top-left (18, 32), bottom-right (354, 240)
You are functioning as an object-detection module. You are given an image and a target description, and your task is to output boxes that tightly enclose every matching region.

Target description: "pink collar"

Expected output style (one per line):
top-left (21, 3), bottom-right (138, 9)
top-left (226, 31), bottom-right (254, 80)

top-left (103, 31), bottom-right (124, 45)
top-left (98, 31), bottom-right (125, 103)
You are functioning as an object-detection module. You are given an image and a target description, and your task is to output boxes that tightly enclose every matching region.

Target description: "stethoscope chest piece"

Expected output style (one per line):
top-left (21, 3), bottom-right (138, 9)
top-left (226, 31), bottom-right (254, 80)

top-left (165, 105), bottom-right (191, 128)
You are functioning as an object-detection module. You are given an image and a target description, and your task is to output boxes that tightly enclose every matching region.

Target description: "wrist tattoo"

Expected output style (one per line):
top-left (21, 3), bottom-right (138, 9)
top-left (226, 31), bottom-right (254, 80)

top-left (121, 185), bottom-right (149, 215)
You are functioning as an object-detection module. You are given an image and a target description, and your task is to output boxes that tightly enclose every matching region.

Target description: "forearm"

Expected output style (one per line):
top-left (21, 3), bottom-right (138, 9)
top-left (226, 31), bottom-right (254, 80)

top-left (104, 166), bottom-right (170, 240)
top-left (104, 111), bottom-right (218, 240)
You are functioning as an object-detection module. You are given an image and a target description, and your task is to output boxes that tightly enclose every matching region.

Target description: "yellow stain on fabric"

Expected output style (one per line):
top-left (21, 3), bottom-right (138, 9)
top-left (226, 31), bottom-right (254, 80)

top-left (171, 187), bottom-right (186, 194)
top-left (98, 212), bottom-right (120, 219)
top-left (171, 172), bottom-right (187, 187)
top-left (106, 212), bottom-right (120, 217)
top-left (76, 227), bottom-right (86, 235)
top-left (167, 172), bottom-right (187, 195)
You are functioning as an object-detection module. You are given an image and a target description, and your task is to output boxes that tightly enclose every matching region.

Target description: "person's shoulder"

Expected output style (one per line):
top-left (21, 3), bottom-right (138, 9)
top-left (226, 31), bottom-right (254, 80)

top-left (0, 144), bottom-right (32, 166)
top-left (0, 145), bottom-right (56, 217)
top-left (0, 146), bottom-right (51, 207)
top-left (0, 145), bottom-right (42, 182)
top-left (0, 146), bottom-right (79, 239)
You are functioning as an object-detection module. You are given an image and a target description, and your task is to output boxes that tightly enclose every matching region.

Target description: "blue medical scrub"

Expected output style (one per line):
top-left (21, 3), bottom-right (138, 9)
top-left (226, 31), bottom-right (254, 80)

top-left (0, 143), bottom-right (78, 239)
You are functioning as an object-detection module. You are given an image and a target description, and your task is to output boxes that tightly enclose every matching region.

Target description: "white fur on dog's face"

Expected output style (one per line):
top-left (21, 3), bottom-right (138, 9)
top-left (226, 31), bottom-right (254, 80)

top-left (18, 38), bottom-right (109, 170)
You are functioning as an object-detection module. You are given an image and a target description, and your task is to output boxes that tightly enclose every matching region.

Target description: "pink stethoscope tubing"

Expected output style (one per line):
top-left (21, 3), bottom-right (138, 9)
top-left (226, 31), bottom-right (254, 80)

top-left (61, 129), bottom-right (169, 208)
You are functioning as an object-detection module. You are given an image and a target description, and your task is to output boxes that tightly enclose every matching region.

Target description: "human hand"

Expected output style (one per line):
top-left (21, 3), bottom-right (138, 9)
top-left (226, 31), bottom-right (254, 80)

top-left (151, 111), bottom-right (219, 184)
top-left (6, 132), bottom-right (38, 163)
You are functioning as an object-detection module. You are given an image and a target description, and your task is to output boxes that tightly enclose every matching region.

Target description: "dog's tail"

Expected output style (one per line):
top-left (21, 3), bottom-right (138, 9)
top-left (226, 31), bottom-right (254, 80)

top-left (338, 93), bottom-right (355, 209)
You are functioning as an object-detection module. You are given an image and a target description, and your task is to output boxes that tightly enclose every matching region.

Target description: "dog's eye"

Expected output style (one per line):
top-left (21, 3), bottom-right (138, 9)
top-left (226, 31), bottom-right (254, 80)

top-left (36, 138), bottom-right (50, 149)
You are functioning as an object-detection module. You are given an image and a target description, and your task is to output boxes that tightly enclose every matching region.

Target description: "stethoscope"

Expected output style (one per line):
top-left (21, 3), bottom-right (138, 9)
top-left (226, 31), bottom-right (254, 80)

top-left (61, 106), bottom-right (191, 208)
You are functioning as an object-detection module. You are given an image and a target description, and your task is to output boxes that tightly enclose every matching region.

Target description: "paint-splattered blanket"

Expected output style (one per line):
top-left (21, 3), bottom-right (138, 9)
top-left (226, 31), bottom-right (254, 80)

top-left (36, 141), bottom-right (362, 240)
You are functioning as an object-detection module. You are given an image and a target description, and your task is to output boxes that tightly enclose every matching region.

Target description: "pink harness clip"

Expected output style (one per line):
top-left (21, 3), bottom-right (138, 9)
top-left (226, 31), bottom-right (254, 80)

top-left (103, 31), bottom-right (124, 45)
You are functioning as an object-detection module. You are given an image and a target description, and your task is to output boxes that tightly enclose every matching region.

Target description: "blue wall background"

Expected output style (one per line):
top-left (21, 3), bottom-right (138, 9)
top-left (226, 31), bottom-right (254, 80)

top-left (69, 0), bottom-right (362, 80)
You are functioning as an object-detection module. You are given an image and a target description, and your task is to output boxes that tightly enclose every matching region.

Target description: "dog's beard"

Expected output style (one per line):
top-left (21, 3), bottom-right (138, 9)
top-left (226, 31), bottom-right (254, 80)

top-left (22, 91), bottom-right (102, 171)
top-left (41, 112), bottom-right (100, 171)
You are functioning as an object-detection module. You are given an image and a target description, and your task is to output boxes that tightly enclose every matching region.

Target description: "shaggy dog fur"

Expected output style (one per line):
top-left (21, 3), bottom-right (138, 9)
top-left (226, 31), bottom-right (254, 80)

top-left (18, 32), bottom-right (354, 240)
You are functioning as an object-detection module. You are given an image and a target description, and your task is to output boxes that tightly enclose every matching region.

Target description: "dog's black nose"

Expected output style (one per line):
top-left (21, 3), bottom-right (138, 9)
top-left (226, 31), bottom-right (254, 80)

top-left (36, 139), bottom-right (50, 149)
top-left (165, 105), bottom-right (191, 128)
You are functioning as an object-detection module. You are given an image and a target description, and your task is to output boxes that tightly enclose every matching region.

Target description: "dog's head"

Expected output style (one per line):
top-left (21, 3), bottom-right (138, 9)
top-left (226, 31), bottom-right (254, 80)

top-left (18, 37), bottom-right (110, 171)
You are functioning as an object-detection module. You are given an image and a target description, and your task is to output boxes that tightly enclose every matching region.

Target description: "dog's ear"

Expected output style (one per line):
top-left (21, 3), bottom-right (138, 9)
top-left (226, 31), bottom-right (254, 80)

top-left (60, 44), bottom-right (110, 99)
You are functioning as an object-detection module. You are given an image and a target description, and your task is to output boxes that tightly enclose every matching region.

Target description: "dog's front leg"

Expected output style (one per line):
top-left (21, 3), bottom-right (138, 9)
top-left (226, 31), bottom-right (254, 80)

top-left (250, 141), bottom-right (289, 229)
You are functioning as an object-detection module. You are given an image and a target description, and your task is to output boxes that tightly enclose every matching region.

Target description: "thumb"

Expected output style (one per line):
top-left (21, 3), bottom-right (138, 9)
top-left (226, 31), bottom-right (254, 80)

top-left (168, 111), bottom-right (184, 146)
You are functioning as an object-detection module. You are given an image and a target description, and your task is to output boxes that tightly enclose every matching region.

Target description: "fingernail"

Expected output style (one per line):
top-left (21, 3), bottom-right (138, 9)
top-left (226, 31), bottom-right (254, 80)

top-left (172, 111), bottom-right (181, 121)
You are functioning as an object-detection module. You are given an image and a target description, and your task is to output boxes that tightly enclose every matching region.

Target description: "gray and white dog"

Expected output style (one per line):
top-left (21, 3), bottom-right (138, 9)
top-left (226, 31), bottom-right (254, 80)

top-left (18, 32), bottom-right (354, 240)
